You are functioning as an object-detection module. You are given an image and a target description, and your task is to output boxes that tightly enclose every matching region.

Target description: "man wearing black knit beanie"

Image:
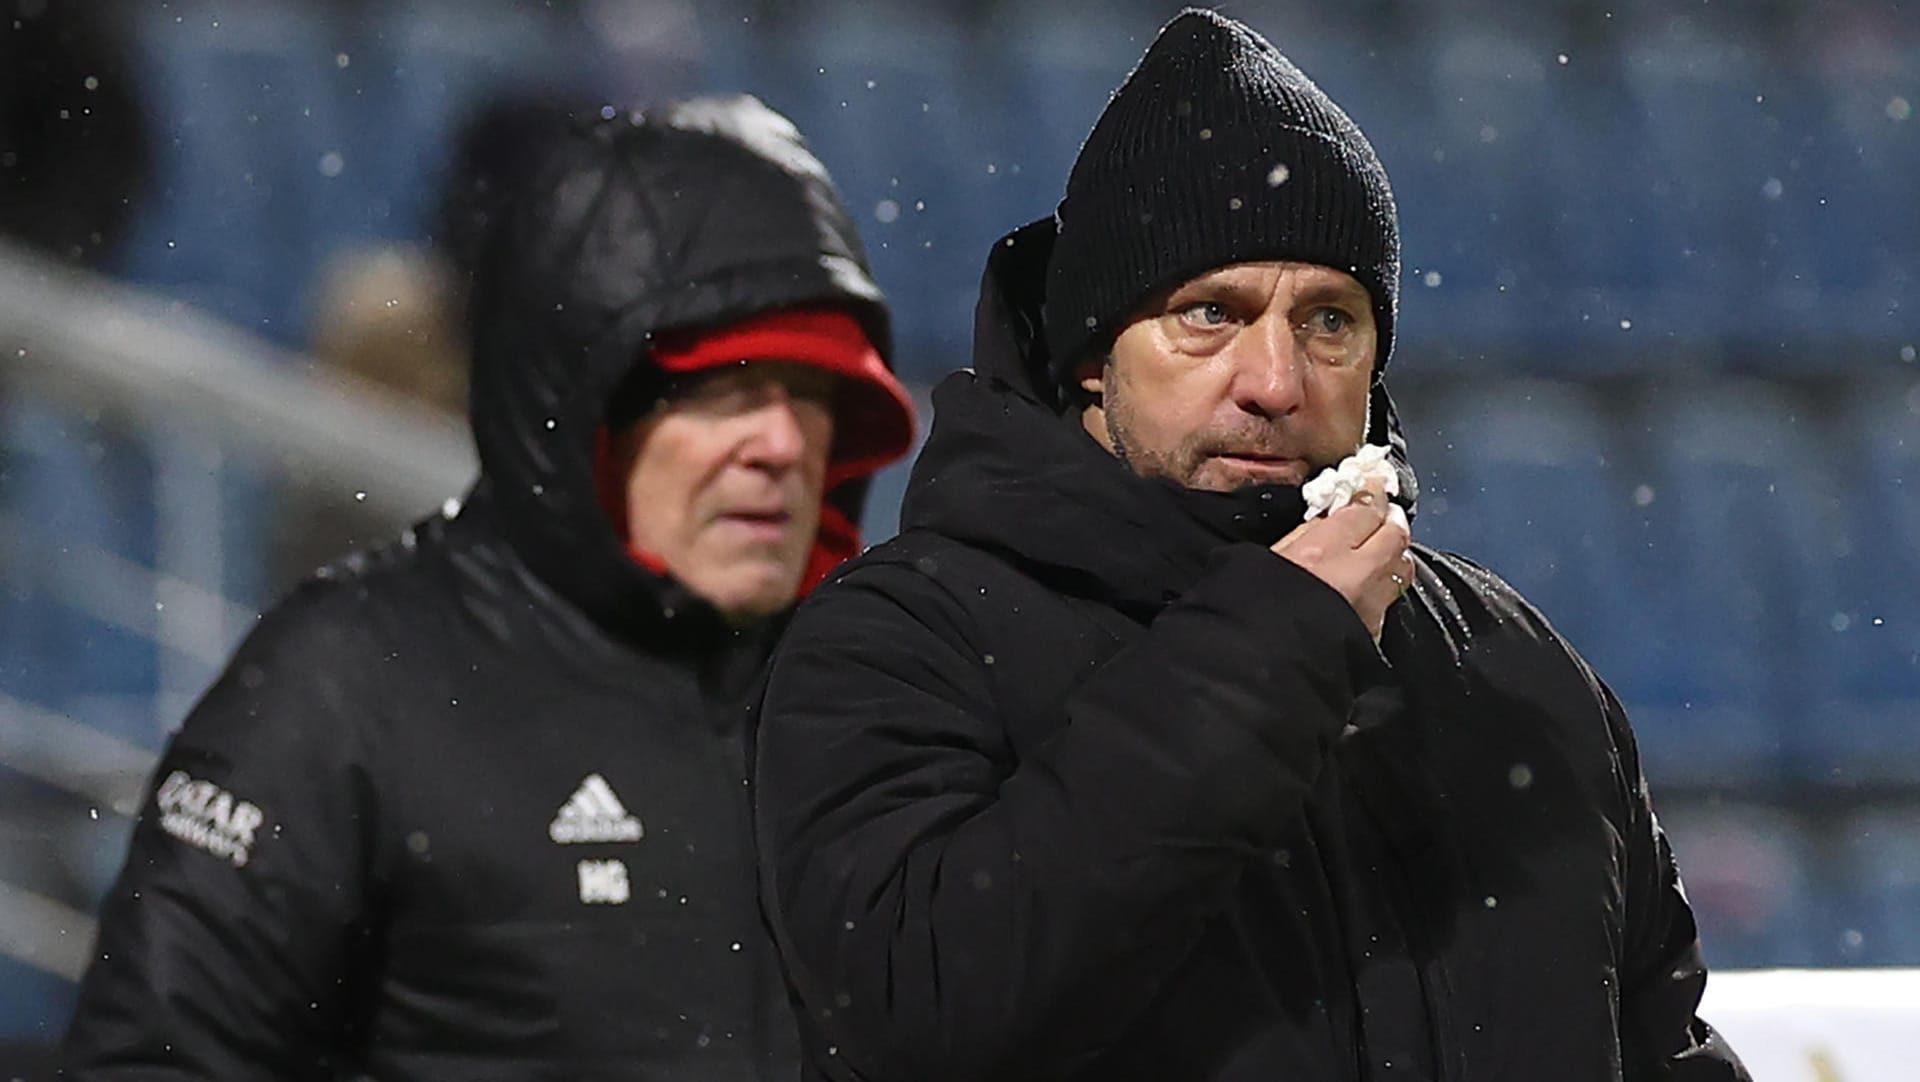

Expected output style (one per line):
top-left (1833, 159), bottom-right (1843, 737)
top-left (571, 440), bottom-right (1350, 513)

top-left (755, 9), bottom-right (1750, 1082)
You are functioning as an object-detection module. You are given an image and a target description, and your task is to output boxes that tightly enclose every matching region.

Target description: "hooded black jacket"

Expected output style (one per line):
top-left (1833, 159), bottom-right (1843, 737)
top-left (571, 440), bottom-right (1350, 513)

top-left (752, 221), bottom-right (1750, 1082)
top-left (61, 96), bottom-right (905, 1081)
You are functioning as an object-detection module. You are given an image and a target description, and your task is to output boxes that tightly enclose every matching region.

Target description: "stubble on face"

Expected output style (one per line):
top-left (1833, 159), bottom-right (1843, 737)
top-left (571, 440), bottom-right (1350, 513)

top-left (1099, 355), bottom-right (1371, 492)
top-left (1081, 262), bottom-right (1379, 493)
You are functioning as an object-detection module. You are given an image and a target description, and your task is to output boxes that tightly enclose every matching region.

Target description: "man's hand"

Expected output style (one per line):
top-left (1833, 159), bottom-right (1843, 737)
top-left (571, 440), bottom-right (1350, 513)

top-left (1271, 479), bottom-right (1412, 642)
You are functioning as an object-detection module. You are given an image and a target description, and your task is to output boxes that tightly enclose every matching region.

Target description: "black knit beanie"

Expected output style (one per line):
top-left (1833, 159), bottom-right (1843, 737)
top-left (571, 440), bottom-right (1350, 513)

top-left (1045, 8), bottom-right (1400, 387)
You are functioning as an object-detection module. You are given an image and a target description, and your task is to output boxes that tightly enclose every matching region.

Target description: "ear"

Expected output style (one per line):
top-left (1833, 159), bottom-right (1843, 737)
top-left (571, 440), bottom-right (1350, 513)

top-left (1075, 353), bottom-right (1106, 400)
top-left (1073, 353), bottom-right (1117, 451)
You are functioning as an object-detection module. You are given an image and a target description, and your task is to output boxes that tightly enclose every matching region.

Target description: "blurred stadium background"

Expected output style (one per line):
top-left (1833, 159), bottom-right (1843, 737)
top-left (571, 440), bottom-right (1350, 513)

top-left (2, 0), bottom-right (1916, 1065)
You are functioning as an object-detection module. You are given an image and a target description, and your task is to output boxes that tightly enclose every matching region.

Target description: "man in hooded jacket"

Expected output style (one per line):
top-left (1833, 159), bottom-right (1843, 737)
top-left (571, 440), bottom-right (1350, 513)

top-left (753, 11), bottom-right (1748, 1082)
top-left (60, 95), bottom-right (915, 1080)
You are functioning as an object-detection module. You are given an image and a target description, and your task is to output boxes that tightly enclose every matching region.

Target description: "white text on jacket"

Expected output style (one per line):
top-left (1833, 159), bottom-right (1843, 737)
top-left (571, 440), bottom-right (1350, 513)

top-left (155, 770), bottom-right (265, 867)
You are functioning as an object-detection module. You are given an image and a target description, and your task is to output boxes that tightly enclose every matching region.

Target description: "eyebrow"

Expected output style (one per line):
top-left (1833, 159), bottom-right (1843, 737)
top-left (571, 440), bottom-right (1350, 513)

top-left (1164, 272), bottom-right (1368, 314)
top-left (1290, 277), bottom-right (1371, 310)
top-left (1163, 274), bottom-right (1271, 310)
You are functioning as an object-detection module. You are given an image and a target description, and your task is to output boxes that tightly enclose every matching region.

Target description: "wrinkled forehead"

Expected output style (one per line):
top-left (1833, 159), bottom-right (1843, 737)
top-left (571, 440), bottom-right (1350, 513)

top-left (666, 358), bottom-right (840, 395)
top-left (605, 358), bottom-right (841, 435)
top-left (1171, 260), bottom-right (1373, 301)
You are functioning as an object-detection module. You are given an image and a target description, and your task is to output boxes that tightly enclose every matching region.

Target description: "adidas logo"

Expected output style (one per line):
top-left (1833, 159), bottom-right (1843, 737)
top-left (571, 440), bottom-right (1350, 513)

top-left (548, 773), bottom-right (644, 844)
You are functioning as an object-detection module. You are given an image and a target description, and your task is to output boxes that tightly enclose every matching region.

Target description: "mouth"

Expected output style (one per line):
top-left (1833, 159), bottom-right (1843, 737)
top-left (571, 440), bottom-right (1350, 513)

top-left (1209, 453), bottom-right (1309, 483)
top-left (715, 508), bottom-right (796, 540)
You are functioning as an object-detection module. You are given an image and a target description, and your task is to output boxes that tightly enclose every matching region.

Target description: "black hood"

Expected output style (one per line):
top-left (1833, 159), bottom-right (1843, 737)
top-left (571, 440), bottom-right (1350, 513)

top-left (464, 95), bottom-right (895, 640)
top-left (901, 219), bottom-right (1418, 617)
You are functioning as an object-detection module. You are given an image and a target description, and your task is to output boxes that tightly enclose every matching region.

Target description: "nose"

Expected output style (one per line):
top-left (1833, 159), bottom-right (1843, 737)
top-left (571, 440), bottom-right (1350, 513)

top-left (1228, 317), bottom-right (1307, 419)
top-left (738, 388), bottom-right (809, 471)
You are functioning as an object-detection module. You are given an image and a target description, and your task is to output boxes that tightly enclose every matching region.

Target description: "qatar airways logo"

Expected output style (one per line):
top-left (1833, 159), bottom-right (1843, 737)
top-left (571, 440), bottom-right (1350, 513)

top-left (155, 770), bottom-right (266, 868)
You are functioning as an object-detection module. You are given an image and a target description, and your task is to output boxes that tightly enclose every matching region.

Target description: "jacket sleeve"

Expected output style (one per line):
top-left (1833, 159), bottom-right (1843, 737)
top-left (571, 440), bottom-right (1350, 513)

top-left (60, 591), bottom-right (384, 1080)
top-left (1604, 680), bottom-right (1752, 1082)
top-left (755, 544), bottom-right (1382, 1082)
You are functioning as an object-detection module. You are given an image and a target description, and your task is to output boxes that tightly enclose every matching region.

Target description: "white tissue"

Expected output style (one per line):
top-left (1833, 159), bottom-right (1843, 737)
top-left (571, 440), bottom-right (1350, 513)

top-left (1301, 444), bottom-right (1398, 520)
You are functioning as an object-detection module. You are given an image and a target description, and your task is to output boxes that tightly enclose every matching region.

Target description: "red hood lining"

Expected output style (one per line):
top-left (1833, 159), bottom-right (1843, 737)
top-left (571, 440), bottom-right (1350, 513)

top-left (593, 307), bottom-right (916, 599)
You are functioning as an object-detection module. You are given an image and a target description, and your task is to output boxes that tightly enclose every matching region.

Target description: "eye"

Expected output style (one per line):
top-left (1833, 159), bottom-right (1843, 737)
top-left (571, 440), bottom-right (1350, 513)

top-left (1306, 308), bottom-right (1352, 334)
top-left (781, 367), bottom-right (842, 409)
top-left (668, 369), bottom-right (757, 414)
top-left (1176, 301), bottom-right (1232, 327)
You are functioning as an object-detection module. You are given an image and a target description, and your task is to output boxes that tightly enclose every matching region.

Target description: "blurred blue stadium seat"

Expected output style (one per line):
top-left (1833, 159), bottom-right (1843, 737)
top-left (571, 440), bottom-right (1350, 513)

top-left (0, 404), bottom-right (161, 743)
top-left (1656, 800), bottom-right (1832, 968)
top-left (753, 3), bottom-right (999, 378)
top-left (1536, 60), bottom-right (1674, 303)
top-left (353, 3), bottom-right (590, 245)
top-left (1625, 381), bottom-right (1845, 786)
top-left (1416, 379), bottom-right (1778, 786)
top-left (120, 0), bottom-right (350, 346)
top-left (0, 957), bottom-right (77, 1045)
top-left (1805, 45), bottom-right (1920, 332)
top-left (1618, 29), bottom-right (1850, 348)
top-left (1834, 803), bottom-right (1920, 965)
top-left (123, 0), bottom-right (603, 346)
top-left (981, 0), bottom-right (1171, 225)
top-left (1404, 29), bottom-right (1561, 332)
top-left (1790, 380), bottom-right (1920, 784)
top-left (1415, 380), bottom-right (1641, 661)
top-left (0, 766), bottom-right (136, 1044)
top-left (1619, 33), bottom-right (1779, 327)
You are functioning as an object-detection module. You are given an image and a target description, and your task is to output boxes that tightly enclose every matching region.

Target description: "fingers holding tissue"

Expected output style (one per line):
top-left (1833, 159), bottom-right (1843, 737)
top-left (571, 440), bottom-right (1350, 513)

top-left (1302, 444), bottom-right (1399, 520)
top-left (1273, 446), bottom-right (1413, 641)
top-left (1305, 445), bottom-right (1410, 544)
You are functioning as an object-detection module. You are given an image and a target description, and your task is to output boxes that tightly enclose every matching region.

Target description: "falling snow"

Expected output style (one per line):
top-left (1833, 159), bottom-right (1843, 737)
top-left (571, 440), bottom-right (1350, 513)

top-left (3, 3), bottom-right (1916, 1051)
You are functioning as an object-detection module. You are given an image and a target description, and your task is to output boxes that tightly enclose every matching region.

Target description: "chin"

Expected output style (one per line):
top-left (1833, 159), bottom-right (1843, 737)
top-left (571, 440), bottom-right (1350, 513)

top-left (695, 562), bottom-right (808, 622)
top-left (1190, 465), bottom-right (1306, 493)
top-left (1186, 476), bottom-right (1252, 494)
